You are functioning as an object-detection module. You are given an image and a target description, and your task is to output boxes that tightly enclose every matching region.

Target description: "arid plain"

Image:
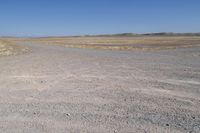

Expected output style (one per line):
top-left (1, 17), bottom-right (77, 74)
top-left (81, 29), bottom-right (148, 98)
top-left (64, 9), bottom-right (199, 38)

top-left (0, 36), bottom-right (200, 132)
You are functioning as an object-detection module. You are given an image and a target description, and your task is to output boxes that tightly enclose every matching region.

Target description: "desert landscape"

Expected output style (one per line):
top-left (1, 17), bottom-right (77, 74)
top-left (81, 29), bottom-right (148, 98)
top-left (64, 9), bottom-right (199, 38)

top-left (0, 36), bottom-right (200, 132)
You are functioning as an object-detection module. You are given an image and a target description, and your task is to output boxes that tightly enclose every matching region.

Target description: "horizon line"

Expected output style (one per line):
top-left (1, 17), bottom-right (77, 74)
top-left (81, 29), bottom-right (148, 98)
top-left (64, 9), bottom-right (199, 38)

top-left (1, 32), bottom-right (200, 38)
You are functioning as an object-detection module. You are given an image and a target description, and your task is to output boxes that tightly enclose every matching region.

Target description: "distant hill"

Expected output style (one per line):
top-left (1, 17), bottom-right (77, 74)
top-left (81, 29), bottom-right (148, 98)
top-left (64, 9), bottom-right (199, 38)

top-left (84, 32), bottom-right (200, 37)
top-left (1, 32), bottom-right (200, 38)
top-left (142, 32), bottom-right (200, 36)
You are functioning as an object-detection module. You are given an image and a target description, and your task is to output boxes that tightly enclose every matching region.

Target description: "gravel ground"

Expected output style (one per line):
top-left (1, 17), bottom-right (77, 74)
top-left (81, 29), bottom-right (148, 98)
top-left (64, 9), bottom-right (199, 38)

top-left (0, 43), bottom-right (200, 133)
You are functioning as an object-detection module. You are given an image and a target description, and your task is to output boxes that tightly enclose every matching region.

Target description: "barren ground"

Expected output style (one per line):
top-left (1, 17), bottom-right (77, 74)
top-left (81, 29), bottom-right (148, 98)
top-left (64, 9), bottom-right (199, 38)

top-left (0, 37), bottom-right (200, 132)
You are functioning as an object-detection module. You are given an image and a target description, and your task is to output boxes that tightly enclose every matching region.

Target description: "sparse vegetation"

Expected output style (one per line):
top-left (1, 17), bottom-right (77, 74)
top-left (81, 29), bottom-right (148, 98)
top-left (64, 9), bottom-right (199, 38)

top-left (12, 35), bottom-right (200, 51)
top-left (0, 39), bottom-right (28, 56)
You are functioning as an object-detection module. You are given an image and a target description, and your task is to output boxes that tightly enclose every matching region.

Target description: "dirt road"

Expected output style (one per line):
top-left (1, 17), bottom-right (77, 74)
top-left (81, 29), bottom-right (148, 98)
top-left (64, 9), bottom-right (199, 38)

top-left (0, 43), bottom-right (200, 133)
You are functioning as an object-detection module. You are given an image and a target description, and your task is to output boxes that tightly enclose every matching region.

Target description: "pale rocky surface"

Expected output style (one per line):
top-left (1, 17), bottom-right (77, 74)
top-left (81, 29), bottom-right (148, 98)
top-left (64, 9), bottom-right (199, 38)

top-left (0, 43), bottom-right (200, 133)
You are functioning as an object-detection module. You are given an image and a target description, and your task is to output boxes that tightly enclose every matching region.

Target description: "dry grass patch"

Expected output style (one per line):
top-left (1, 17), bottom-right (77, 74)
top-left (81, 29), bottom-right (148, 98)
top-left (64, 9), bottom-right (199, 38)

top-left (0, 39), bottom-right (28, 57)
top-left (10, 36), bottom-right (200, 51)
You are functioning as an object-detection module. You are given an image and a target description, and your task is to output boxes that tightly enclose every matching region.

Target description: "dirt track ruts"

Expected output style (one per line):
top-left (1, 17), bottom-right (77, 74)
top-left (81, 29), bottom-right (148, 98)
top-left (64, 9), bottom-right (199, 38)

top-left (0, 43), bottom-right (200, 133)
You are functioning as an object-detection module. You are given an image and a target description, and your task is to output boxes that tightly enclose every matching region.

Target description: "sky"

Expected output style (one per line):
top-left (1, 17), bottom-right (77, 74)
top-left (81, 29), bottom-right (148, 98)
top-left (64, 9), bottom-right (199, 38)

top-left (0, 0), bottom-right (200, 36)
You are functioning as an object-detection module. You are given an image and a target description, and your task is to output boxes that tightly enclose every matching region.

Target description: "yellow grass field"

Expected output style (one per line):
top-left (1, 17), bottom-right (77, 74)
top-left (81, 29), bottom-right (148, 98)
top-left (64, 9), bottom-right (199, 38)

top-left (10, 36), bottom-right (200, 51)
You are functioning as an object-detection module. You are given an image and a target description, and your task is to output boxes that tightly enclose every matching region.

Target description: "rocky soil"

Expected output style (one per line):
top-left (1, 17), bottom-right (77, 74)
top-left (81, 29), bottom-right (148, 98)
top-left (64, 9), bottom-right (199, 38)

top-left (0, 43), bottom-right (200, 133)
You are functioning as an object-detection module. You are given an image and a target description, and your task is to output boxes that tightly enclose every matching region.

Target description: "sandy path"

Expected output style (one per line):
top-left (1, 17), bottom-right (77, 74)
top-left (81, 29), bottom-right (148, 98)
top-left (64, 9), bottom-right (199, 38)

top-left (0, 43), bottom-right (200, 133)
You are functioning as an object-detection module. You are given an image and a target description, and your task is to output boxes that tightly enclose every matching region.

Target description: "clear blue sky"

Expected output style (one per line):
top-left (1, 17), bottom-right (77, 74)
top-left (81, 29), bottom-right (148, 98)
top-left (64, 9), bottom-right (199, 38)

top-left (0, 0), bottom-right (200, 36)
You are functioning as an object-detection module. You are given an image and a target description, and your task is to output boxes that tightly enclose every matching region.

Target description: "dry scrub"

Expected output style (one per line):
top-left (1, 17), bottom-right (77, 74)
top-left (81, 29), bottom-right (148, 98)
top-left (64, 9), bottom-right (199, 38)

top-left (0, 39), bottom-right (28, 56)
top-left (12, 36), bottom-right (200, 51)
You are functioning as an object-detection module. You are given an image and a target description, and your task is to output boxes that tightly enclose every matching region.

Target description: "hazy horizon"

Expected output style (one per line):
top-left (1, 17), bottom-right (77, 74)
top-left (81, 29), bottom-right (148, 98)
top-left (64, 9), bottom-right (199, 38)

top-left (0, 0), bottom-right (200, 36)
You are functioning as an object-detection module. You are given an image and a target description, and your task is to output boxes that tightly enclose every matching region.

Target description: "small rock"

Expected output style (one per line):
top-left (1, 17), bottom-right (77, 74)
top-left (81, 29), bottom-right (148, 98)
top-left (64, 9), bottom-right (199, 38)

top-left (65, 113), bottom-right (70, 116)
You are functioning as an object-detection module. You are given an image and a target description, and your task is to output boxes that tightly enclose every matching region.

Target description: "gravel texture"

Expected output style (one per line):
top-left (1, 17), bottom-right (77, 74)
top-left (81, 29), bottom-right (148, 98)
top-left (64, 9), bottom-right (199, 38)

top-left (0, 43), bottom-right (200, 133)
